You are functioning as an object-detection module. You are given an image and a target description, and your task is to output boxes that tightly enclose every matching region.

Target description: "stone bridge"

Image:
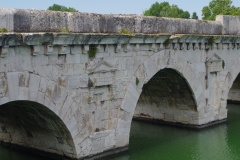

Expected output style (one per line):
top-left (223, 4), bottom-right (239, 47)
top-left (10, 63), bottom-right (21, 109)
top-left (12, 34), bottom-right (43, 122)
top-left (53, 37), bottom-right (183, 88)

top-left (1, 8), bottom-right (240, 159)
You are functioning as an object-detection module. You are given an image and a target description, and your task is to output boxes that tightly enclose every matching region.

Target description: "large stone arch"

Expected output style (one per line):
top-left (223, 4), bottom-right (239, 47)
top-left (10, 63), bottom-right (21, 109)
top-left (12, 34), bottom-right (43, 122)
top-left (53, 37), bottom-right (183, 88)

top-left (134, 68), bottom-right (197, 120)
top-left (115, 49), bottom-right (204, 148)
top-left (0, 100), bottom-right (77, 158)
top-left (222, 55), bottom-right (240, 107)
top-left (0, 72), bottom-right (80, 159)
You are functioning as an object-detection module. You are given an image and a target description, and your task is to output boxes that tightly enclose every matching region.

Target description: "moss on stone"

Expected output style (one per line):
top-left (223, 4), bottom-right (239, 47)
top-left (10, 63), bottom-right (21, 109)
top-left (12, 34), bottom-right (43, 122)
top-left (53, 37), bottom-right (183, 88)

top-left (208, 36), bottom-right (216, 45)
top-left (120, 28), bottom-right (135, 36)
top-left (61, 27), bottom-right (69, 33)
top-left (222, 60), bottom-right (225, 69)
top-left (88, 45), bottom-right (98, 58)
top-left (163, 38), bottom-right (172, 47)
top-left (0, 28), bottom-right (8, 33)
top-left (136, 77), bottom-right (140, 85)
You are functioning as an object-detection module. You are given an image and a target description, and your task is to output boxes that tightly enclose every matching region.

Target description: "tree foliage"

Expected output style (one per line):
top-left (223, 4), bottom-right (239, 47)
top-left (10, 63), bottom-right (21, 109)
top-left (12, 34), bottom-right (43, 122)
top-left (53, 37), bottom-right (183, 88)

top-left (192, 12), bottom-right (199, 19)
top-left (202, 0), bottom-right (240, 20)
top-left (143, 2), bottom-right (190, 19)
top-left (48, 4), bottom-right (78, 12)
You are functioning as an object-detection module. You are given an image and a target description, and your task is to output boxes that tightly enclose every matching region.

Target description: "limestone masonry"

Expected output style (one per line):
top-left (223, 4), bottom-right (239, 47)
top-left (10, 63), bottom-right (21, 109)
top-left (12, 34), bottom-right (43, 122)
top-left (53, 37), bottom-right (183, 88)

top-left (0, 8), bottom-right (239, 34)
top-left (0, 8), bottom-right (240, 160)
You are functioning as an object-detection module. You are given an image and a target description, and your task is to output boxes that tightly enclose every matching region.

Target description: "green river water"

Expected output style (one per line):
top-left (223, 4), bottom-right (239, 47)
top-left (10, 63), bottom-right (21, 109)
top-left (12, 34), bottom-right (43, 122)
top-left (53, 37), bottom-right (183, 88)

top-left (1, 104), bottom-right (240, 160)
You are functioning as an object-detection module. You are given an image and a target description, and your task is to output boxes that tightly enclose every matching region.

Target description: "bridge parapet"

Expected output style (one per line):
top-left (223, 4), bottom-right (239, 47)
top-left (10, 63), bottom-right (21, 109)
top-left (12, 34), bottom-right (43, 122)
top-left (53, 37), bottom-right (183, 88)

top-left (1, 8), bottom-right (238, 35)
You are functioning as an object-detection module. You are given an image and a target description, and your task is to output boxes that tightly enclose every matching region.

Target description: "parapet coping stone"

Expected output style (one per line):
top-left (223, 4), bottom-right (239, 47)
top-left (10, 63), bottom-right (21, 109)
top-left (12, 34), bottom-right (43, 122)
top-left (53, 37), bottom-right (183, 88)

top-left (2, 8), bottom-right (239, 35)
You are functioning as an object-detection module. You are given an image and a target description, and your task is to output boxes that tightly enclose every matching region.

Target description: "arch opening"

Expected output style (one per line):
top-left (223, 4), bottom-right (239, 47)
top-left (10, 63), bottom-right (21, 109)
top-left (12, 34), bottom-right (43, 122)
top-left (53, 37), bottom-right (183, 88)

top-left (134, 68), bottom-right (198, 125)
top-left (228, 73), bottom-right (240, 103)
top-left (0, 100), bottom-right (76, 159)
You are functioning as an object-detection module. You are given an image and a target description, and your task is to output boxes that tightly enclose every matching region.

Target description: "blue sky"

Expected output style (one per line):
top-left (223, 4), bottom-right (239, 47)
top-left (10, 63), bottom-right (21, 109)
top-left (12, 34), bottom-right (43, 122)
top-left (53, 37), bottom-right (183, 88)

top-left (2, 0), bottom-right (240, 19)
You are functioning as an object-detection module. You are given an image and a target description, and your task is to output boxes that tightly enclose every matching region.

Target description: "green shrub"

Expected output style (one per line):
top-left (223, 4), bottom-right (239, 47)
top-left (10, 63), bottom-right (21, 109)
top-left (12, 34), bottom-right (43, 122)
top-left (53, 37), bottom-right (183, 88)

top-left (163, 38), bottom-right (172, 47)
top-left (136, 77), bottom-right (140, 85)
top-left (88, 45), bottom-right (98, 58)
top-left (208, 36), bottom-right (216, 46)
top-left (0, 28), bottom-right (8, 33)
top-left (222, 60), bottom-right (225, 69)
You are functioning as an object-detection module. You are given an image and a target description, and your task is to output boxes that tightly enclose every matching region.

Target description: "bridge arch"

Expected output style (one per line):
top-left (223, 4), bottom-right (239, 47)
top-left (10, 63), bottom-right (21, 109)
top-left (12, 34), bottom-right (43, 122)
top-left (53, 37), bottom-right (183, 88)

top-left (222, 55), bottom-right (240, 101)
top-left (0, 72), bottom-right (80, 159)
top-left (115, 49), bottom-right (203, 148)
top-left (220, 55), bottom-right (240, 120)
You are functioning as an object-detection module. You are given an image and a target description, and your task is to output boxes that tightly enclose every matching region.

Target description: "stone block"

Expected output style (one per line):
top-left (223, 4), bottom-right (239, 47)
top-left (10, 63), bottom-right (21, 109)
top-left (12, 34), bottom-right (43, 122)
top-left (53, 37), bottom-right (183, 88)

top-left (80, 53), bottom-right (88, 64)
top-left (216, 15), bottom-right (240, 35)
top-left (18, 87), bottom-right (29, 100)
top-left (66, 116), bottom-right (79, 137)
top-left (84, 13), bottom-right (107, 33)
top-left (121, 97), bottom-right (136, 114)
top-left (105, 131), bottom-right (115, 148)
top-left (0, 97), bottom-right (9, 105)
top-left (116, 119), bottom-right (131, 134)
top-left (105, 15), bottom-right (135, 33)
top-left (13, 9), bottom-right (31, 32)
top-left (66, 75), bottom-right (81, 90)
top-left (43, 95), bottom-right (51, 108)
top-left (135, 16), bottom-right (158, 33)
top-left (59, 96), bottom-right (73, 119)
top-left (7, 72), bottom-right (19, 101)
top-left (0, 8), bottom-right (15, 32)
top-left (30, 10), bottom-right (69, 32)
top-left (115, 132), bottom-right (129, 148)
top-left (158, 17), bottom-right (181, 34)
top-left (29, 74), bottom-right (41, 101)
top-left (91, 139), bottom-right (105, 155)
top-left (36, 91), bottom-right (44, 104)
top-left (79, 74), bottom-right (89, 88)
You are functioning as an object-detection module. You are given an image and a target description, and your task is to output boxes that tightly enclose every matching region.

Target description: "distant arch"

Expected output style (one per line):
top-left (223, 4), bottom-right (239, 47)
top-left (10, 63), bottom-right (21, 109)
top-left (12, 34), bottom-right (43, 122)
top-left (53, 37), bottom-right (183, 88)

top-left (222, 55), bottom-right (240, 102)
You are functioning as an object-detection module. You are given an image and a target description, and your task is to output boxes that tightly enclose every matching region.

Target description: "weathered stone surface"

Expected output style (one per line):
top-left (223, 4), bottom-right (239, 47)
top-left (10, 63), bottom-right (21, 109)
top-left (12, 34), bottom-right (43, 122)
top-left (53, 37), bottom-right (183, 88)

top-left (216, 15), bottom-right (240, 35)
top-left (0, 8), bottom-right (15, 32)
top-left (1, 8), bottom-right (239, 35)
top-left (0, 73), bottom-right (7, 98)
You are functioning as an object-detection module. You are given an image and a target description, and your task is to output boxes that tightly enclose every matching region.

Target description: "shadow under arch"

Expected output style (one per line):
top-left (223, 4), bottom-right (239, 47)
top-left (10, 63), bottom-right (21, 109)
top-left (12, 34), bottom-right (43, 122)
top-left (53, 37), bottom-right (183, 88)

top-left (0, 100), bottom-right (77, 159)
top-left (227, 73), bottom-right (240, 103)
top-left (223, 55), bottom-right (240, 102)
top-left (134, 68), bottom-right (197, 123)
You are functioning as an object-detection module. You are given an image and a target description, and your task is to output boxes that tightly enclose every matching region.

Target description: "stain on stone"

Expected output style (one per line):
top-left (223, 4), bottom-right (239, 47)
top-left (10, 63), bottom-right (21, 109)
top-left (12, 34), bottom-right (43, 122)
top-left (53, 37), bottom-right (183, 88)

top-left (0, 73), bottom-right (7, 98)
